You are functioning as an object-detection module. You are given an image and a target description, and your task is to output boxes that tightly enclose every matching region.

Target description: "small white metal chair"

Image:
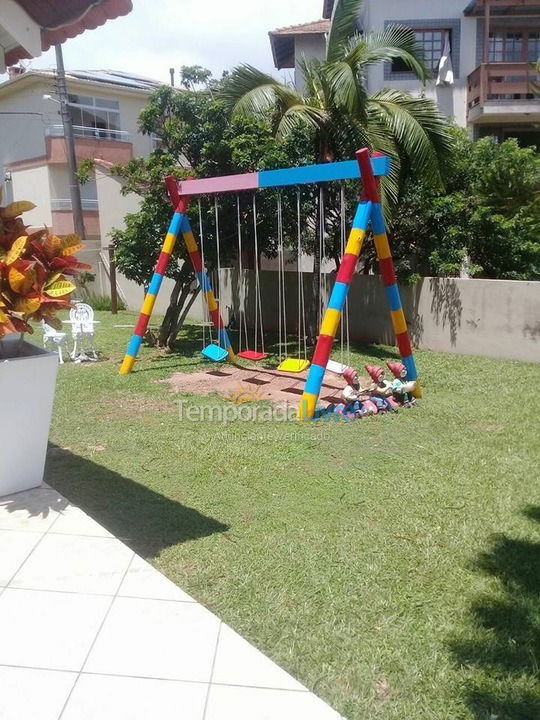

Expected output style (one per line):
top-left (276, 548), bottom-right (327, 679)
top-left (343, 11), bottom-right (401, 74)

top-left (69, 302), bottom-right (98, 362)
top-left (41, 321), bottom-right (68, 364)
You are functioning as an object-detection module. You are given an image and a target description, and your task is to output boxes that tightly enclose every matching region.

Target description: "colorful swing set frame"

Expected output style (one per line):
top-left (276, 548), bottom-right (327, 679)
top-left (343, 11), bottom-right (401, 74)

top-left (119, 148), bottom-right (421, 420)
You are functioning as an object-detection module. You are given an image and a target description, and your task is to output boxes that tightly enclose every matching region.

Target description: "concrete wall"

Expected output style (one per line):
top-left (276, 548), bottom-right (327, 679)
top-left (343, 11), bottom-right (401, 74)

top-left (220, 270), bottom-right (540, 363)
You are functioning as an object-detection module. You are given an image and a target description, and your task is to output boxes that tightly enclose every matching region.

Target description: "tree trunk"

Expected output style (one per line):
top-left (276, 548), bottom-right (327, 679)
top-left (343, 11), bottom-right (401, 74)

top-left (166, 286), bottom-right (201, 349)
top-left (157, 262), bottom-right (201, 350)
top-left (158, 279), bottom-right (183, 348)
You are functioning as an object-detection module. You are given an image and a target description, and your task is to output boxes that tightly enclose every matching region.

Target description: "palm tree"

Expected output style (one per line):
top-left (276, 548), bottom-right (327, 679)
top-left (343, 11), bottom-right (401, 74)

top-left (221, 0), bottom-right (452, 211)
top-left (220, 0), bottom-right (453, 337)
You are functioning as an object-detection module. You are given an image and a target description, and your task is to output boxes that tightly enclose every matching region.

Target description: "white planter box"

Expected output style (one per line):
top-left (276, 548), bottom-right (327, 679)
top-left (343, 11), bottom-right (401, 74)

top-left (0, 335), bottom-right (58, 497)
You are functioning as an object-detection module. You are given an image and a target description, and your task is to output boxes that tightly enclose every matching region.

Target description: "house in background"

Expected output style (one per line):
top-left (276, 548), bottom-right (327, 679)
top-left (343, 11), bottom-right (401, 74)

top-left (0, 68), bottom-right (167, 306)
top-left (269, 19), bottom-right (330, 92)
top-left (269, 0), bottom-right (540, 146)
top-left (0, 68), bottom-right (160, 234)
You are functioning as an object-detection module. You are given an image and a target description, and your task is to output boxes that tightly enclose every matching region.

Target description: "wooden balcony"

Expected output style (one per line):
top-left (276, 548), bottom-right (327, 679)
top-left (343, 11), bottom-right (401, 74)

top-left (467, 62), bottom-right (540, 123)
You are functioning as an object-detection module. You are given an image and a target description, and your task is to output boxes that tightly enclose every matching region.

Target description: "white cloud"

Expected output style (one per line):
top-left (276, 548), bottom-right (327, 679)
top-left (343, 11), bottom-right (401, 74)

top-left (5, 0), bottom-right (322, 83)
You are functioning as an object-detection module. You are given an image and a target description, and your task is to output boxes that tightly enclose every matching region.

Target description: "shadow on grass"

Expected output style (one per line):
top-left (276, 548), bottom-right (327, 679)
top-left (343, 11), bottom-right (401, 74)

top-left (45, 444), bottom-right (228, 558)
top-left (450, 506), bottom-right (540, 719)
top-left (132, 322), bottom-right (404, 376)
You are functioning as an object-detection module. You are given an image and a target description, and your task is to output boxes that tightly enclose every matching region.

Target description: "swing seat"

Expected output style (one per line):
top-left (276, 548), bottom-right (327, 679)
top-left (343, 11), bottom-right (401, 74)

top-left (326, 359), bottom-right (348, 375)
top-left (277, 358), bottom-right (310, 373)
top-left (202, 344), bottom-right (228, 362)
top-left (237, 350), bottom-right (268, 362)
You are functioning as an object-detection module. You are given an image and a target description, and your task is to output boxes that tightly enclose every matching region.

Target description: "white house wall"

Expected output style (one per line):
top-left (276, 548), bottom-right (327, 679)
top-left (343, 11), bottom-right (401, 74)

top-left (361, 0), bottom-right (478, 127)
top-left (10, 165), bottom-right (52, 226)
top-left (294, 34), bottom-right (327, 92)
top-left (0, 78), bottom-right (52, 167)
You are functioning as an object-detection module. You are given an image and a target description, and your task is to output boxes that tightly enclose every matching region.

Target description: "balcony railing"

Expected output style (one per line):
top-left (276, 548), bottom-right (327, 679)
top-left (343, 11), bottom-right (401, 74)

top-left (468, 62), bottom-right (538, 114)
top-left (46, 125), bottom-right (130, 142)
top-left (51, 198), bottom-right (99, 212)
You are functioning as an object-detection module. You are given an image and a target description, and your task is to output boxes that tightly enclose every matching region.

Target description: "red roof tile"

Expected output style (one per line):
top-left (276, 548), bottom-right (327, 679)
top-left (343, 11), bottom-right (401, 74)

top-left (269, 19), bottom-right (330, 36)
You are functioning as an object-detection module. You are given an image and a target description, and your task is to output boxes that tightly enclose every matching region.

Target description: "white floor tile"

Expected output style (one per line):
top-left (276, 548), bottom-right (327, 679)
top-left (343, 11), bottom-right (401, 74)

top-left (0, 530), bottom-right (42, 585)
top-left (49, 504), bottom-right (113, 537)
top-left (84, 596), bottom-right (220, 682)
top-left (0, 588), bottom-right (111, 671)
top-left (118, 554), bottom-right (195, 602)
top-left (61, 673), bottom-right (207, 720)
top-left (205, 685), bottom-right (343, 720)
top-left (0, 666), bottom-right (76, 720)
top-left (10, 533), bottom-right (133, 595)
top-left (212, 624), bottom-right (306, 691)
top-left (0, 487), bottom-right (66, 532)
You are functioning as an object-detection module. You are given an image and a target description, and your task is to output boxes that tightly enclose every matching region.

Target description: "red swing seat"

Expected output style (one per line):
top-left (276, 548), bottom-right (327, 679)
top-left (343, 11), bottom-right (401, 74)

top-left (237, 349), bottom-right (268, 361)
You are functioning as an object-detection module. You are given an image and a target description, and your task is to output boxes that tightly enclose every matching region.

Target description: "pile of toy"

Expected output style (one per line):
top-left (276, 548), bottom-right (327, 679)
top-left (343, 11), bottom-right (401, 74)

top-left (323, 361), bottom-right (417, 421)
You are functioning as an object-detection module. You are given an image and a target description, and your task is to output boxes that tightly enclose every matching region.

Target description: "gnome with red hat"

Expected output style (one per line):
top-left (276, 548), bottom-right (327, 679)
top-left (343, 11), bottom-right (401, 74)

top-left (364, 364), bottom-right (399, 411)
top-left (386, 361), bottom-right (417, 406)
top-left (338, 366), bottom-right (378, 417)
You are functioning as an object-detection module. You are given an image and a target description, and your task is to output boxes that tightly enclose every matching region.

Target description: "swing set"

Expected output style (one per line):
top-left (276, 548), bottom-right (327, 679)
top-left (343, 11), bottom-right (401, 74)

top-left (119, 148), bottom-right (421, 420)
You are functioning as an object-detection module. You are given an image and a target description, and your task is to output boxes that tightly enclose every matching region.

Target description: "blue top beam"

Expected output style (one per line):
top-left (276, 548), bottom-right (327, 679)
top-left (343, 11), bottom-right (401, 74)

top-left (258, 155), bottom-right (391, 189)
top-left (176, 154), bottom-right (391, 197)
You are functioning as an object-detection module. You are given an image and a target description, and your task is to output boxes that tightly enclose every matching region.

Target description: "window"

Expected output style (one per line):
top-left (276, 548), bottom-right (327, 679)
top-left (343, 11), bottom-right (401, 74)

top-left (488, 30), bottom-right (540, 63)
top-left (67, 94), bottom-right (121, 139)
top-left (528, 32), bottom-right (540, 61)
top-left (391, 29), bottom-right (449, 74)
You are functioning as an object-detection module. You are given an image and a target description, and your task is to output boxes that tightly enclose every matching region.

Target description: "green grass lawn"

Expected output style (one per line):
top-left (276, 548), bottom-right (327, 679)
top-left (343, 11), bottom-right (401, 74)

top-left (45, 310), bottom-right (540, 720)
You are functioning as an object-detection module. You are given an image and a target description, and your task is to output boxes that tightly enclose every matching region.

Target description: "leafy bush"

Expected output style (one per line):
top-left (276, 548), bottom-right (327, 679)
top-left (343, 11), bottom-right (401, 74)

top-left (0, 197), bottom-right (90, 338)
top-left (389, 129), bottom-right (540, 280)
top-left (85, 293), bottom-right (126, 311)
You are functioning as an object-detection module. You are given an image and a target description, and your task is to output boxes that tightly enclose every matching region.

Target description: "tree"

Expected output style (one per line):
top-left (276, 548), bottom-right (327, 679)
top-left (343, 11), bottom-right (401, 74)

top-left (177, 65), bottom-right (212, 90)
top-left (220, 0), bottom-right (452, 326)
top-left (221, 0), bottom-right (452, 211)
top-left (390, 129), bottom-right (540, 280)
top-left (110, 72), bottom-right (315, 349)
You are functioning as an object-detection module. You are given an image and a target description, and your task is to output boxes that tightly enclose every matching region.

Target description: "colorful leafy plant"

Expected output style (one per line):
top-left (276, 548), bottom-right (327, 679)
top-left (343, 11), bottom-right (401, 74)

top-left (0, 197), bottom-right (90, 337)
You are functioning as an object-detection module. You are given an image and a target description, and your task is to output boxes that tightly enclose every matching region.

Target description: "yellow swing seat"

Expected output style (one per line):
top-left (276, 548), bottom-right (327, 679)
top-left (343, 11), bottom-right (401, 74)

top-left (277, 358), bottom-right (310, 373)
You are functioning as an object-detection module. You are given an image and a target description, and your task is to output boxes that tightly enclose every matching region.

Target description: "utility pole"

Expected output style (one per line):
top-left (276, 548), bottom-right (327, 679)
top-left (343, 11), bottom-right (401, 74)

top-left (54, 44), bottom-right (86, 242)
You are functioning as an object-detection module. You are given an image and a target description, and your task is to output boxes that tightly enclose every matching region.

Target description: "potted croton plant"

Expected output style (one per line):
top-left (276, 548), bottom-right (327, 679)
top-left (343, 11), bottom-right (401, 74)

top-left (0, 197), bottom-right (90, 496)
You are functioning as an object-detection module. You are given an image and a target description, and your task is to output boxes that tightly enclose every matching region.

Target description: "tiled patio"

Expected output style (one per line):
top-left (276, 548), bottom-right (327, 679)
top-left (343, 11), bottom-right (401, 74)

top-left (0, 485), bottom-right (344, 720)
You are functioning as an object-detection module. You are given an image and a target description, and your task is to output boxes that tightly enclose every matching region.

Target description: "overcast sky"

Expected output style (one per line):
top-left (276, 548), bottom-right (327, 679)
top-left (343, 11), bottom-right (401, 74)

top-left (6, 0), bottom-right (324, 83)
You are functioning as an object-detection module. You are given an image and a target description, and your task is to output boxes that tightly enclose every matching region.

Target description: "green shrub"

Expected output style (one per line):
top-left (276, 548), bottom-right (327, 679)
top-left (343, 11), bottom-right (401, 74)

top-left (85, 293), bottom-right (126, 312)
top-left (390, 129), bottom-right (540, 280)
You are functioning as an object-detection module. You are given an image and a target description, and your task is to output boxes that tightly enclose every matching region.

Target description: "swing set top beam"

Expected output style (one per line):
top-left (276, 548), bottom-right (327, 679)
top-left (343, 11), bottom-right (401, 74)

top-left (174, 154), bottom-right (391, 198)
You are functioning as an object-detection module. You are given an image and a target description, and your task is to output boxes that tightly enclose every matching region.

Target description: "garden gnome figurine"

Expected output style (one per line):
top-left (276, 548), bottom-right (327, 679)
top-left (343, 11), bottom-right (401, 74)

top-left (386, 361), bottom-right (417, 406)
top-left (364, 364), bottom-right (399, 411)
top-left (342, 367), bottom-right (362, 404)
top-left (337, 366), bottom-right (377, 417)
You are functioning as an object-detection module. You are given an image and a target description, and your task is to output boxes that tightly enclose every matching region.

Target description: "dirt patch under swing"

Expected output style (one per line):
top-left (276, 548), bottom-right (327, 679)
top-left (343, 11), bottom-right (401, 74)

top-left (163, 364), bottom-right (358, 406)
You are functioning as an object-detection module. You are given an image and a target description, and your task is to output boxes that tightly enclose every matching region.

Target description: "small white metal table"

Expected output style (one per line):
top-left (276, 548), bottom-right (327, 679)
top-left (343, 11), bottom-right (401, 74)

top-left (62, 319), bottom-right (101, 362)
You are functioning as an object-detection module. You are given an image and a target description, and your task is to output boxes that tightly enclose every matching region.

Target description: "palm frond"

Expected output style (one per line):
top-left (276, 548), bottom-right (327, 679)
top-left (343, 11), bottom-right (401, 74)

top-left (345, 25), bottom-right (429, 82)
top-left (276, 105), bottom-right (329, 137)
top-left (367, 89), bottom-right (453, 188)
top-left (297, 56), bottom-right (326, 107)
top-left (326, 0), bottom-right (364, 63)
top-left (220, 64), bottom-right (302, 119)
top-left (323, 59), bottom-right (368, 118)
